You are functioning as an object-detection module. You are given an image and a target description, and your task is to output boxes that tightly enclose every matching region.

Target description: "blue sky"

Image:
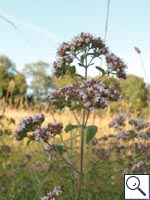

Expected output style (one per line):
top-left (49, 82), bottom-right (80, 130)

top-left (0, 0), bottom-right (150, 82)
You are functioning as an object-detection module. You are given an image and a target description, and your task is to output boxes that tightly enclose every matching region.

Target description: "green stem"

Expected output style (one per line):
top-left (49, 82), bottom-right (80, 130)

top-left (76, 51), bottom-right (88, 200)
top-left (84, 111), bottom-right (90, 126)
top-left (77, 122), bottom-right (85, 200)
top-left (59, 153), bottom-right (80, 174)
top-left (46, 141), bottom-right (80, 174)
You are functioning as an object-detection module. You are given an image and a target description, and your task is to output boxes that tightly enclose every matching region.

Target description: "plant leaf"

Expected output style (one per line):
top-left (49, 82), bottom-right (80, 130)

top-left (70, 65), bottom-right (76, 75)
top-left (26, 140), bottom-right (31, 146)
top-left (70, 104), bottom-right (88, 111)
top-left (55, 145), bottom-right (65, 155)
top-left (85, 125), bottom-right (98, 144)
top-left (95, 66), bottom-right (106, 75)
top-left (65, 124), bottom-right (79, 133)
top-left (74, 73), bottom-right (84, 79)
top-left (80, 55), bottom-right (85, 64)
top-left (78, 63), bottom-right (84, 67)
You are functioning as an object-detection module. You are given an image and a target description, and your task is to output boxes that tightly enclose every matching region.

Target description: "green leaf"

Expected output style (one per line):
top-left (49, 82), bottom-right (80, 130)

top-left (70, 104), bottom-right (88, 111)
top-left (80, 55), bottom-right (85, 64)
top-left (55, 145), bottom-right (66, 155)
top-left (65, 124), bottom-right (79, 133)
top-left (78, 63), bottom-right (84, 67)
top-left (74, 73), bottom-right (84, 79)
top-left (89, 63), bottom-right (94, 66)
top-left (95, 66), bottom-right (106, 75)
top-left (26, 140), bottom-right (31, 146)
top-left (70, 66), bottom-right (76, 75)
top-left (85, 125), bottom-right (98, 144)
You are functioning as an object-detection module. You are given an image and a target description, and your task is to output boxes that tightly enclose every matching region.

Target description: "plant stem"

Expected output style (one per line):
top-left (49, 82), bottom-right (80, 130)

top-left (84, 111), bottom-right (90, 126)
top-left (72, 110), bottom-right (81, 127)
top-left (85, 67), bottom-right (88, 80)
top-left (76, 50), bottom-right (88, 200)
top-left (77, 126), bottom-right (84, 200)
top-left (60, 153), bottom-right (80, 174)
top-left (46, 142), bottom-right (80, 174)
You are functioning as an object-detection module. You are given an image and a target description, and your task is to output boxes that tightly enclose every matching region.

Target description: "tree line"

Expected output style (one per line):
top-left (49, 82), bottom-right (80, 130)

top-left (0, 54), bottom-right (149, 113)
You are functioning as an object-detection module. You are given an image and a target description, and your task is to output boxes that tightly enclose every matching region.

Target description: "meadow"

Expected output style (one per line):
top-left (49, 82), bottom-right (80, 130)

top-left (0, 104), bottom-right (150, 200)
top-left (1, 33), bottom-right (150, 200)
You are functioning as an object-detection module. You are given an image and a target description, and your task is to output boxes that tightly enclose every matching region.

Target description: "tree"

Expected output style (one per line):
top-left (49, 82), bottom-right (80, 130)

top-left (0, 55), bottom-right (27, 103)
top-left (13, 73), bottom-right (27, 97)
top-left (0, 55), bottom-right (16, 71)
top-left (23, 61), bottom-right (54, 98)
top-left (120, 75), bottom-right (148, 111)
top-left (52, 75), bottom-right (80, 88)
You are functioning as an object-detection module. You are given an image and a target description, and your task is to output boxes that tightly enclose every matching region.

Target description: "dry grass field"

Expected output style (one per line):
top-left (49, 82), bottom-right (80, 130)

top-left (5, 107), bottom-right (114, 138)
top-left (1, 106), bottom-right (150, 200)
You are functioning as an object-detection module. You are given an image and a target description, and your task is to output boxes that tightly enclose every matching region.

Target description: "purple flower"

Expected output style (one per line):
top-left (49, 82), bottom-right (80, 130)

top-left (109, 114), bottom-right (128, 129)
top-left (29, 122), bottom-right (63, 142)
top-left (129, 118), bottom-right (150, 130)
top-left (48, 79), bottom-right (120, 111)
top-left (14, 113), bottom-right (45, 141)
top-left (106, 53), bottom-right (127, 79)
top-left (41, 186), bottom-right (62, 200)
top-left (54, 32), bottom-right (126, 79)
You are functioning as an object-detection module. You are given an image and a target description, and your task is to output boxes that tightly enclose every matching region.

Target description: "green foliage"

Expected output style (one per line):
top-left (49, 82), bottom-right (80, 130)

top-left (85, 125), bottom-right (98, 144)
top-left (70, 104), bottom-right (88, 111)
top-left (23, 61), bottom-right (54, 98)
top-left (13, 73), bottom-right (27, 96)
top-left (54, 144), bottom-right (66, 155)
top-left (120, 75), bottom-right (148, 110)
top-left (64, 124), bottom-right (79, 133)
top-left (101, 75), bottom-right (121, 89)
top-left (95, 66), bottom-right (106, 76)
top-left (53, 75), bottom-right (76, 88)
top-left (2, 109), bottom-right (150, 199)
top-left (0, 55), bottom-right (27, 101)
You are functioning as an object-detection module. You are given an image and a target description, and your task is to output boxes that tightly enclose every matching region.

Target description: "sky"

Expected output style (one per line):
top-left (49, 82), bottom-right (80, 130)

top-left (0, 0), bottom-right (150, 83)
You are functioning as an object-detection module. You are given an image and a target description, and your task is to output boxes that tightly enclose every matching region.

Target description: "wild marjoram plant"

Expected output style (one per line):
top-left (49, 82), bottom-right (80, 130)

top-left (14, 33), bottom-right (127, 200)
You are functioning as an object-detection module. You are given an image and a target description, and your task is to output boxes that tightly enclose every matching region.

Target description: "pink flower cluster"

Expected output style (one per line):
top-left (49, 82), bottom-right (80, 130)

top-left (14, 113), bottom-right (45, 141)
top-left (14, 113), bottom-right (63, 142)
top-left (53, 55), bottom-right (75, 77)
top-left (105, 53), bottom-right (127, 79)
top-left (131, 161), bottom-right (150, 173)
top-left (41, 186), bottom-right (62, 200)
top-left (109, 114), bottom-right (128, 129)
top-left (48, 79), bottom-right (120, 111)
top-left (131, 141), bottom-right (150, 154)
top-left (115, 129), bottom-right (137, 140)
top-left (109, 115), bottom-right (150, 135)
top-left (109, 143), bottom-right (125, 154)
top-left (57, 32), bottom-right (106, 57)
top-left (29, 122), bottom-right (63, 142)
top-left (139, 131), bottom-right (150, 139)
top-left (129, 118), bottom-right (150, 130)
top-left (53, 32), bottom-right (127, 79)
top-left (124, 161), bottom-right (150, 174)
top-left (95, 146), bottom-right (109, 160)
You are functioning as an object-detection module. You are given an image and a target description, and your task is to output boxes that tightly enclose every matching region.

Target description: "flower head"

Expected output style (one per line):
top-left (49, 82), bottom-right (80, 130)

top-left (48, 79), bottom-right (120, 111)
top-left (29, 122), bottom-right (63, 142)
top-left (106, 53), bottom-right (127, 79)
top-left (41, 186), bottom-right (62, 200)
top-left (54, 32), bottom-right (126, 79)
top-left (14, 113), bottom-right (45, 141)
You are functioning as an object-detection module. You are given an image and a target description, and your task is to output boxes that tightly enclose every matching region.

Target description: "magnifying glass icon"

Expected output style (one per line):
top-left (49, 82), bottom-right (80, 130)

top-left (126, 176), bottom-right (146, 196)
